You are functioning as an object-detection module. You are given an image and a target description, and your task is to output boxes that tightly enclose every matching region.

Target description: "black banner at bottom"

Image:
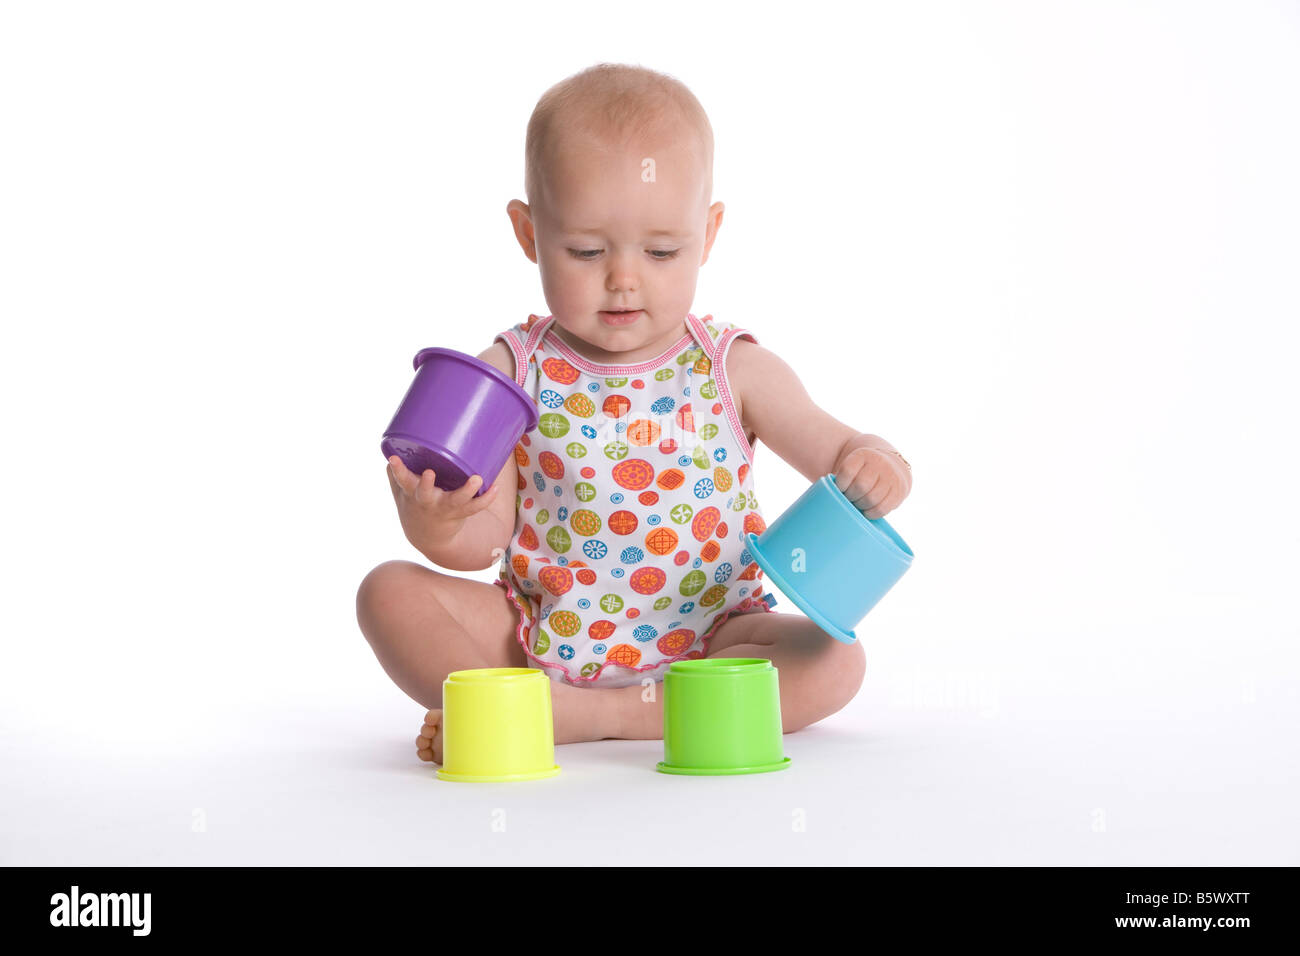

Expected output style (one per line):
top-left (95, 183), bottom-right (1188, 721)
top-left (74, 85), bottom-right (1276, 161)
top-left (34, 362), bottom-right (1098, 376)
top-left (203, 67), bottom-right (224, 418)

top-left (4, 865), bottom-right (1290, 942)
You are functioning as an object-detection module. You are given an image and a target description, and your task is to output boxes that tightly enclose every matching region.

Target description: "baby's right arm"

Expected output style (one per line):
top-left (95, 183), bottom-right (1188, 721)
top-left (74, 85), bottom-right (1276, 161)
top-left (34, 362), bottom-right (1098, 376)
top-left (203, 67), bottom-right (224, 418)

top-left (385, 341), bottom-right (520, 572)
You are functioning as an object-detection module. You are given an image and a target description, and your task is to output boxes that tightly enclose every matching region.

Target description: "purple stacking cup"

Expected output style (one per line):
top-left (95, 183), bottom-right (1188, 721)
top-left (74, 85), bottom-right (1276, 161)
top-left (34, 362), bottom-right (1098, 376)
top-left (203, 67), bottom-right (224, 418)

top-left (381, 347), bottom-right (538, 497)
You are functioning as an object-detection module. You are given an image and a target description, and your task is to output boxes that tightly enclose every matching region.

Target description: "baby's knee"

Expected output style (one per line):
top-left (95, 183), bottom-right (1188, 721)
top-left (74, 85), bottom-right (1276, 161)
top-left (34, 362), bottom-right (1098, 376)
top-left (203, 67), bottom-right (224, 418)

top-left (824, 636), bottom-right (867, 702)
top-left (356, 560), bottom-right (426, 632)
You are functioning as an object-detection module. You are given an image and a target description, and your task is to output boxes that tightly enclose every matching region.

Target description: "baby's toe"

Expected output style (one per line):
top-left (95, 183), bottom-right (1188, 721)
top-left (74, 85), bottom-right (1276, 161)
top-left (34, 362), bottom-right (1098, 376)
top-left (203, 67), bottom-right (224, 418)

top-left (416, 709), bottom-right (443, 764)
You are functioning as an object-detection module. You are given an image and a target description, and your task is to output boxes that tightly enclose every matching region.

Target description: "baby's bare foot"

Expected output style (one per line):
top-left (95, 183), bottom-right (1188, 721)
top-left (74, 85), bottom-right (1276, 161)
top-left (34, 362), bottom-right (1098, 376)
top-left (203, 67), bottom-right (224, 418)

top-left (416, 709), bottom-right (443, 764)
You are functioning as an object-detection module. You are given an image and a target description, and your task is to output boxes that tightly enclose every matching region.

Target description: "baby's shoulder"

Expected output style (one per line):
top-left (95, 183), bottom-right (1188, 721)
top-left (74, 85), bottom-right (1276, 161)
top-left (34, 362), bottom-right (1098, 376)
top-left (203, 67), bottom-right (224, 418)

top-left (692, 318), bottom-right (761, 435)
top-left (477, 338), bottom-right (519, 383)
top-left (483, 314), bottom-right (546, 381)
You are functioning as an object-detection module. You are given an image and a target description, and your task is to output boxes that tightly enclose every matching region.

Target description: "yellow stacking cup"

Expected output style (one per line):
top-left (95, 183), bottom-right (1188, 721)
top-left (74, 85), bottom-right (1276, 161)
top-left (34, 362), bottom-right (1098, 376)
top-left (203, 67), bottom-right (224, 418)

top-left (435, 668), bottom-right (561, 782)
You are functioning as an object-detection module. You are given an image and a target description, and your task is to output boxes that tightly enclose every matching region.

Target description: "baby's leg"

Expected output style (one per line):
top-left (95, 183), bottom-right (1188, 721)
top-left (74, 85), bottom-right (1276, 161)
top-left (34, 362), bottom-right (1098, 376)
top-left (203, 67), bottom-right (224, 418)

top-left (616, 610), bottom-right (867, 740)
top-left (356, 560), bottom-right (526, 706)
top-left (356, 560), bottom-right (528, 763)
top-left (355, 560), bottom-right (623, 762)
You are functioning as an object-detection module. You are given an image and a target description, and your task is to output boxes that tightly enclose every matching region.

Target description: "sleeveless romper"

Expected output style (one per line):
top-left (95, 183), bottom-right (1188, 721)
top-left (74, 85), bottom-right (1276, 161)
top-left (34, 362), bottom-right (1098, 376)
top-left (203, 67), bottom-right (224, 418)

top-left (492, 312), bottom-right (779, 689)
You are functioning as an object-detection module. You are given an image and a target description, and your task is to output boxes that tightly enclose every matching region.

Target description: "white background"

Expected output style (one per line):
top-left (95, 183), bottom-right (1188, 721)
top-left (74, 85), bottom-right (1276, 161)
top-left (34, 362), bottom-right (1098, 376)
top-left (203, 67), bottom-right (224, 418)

top-left (2, 0), bottom-right (1296, 865)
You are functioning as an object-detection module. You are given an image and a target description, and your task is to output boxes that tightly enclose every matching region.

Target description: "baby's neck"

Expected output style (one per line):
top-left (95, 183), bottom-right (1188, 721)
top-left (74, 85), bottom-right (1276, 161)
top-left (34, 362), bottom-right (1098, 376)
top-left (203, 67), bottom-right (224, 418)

top-left (549, 317), bottom-right (689, 367)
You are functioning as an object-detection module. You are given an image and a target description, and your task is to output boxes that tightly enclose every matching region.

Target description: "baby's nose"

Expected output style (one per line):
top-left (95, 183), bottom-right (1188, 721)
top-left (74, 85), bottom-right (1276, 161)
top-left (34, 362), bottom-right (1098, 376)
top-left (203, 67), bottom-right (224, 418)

top-left (605, 256), bottom-right (640, 290)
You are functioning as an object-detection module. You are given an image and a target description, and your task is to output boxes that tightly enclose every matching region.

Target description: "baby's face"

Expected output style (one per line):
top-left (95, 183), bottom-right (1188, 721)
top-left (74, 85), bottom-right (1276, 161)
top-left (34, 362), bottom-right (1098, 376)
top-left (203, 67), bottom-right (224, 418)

top-left (511, 132), bottom-right (721, 357)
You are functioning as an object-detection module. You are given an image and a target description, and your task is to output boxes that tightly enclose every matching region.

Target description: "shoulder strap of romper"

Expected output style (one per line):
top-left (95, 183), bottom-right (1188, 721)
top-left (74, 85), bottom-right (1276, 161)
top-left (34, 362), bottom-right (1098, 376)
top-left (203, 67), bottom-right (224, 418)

top-left (495, 314), bottom-right (554, 388)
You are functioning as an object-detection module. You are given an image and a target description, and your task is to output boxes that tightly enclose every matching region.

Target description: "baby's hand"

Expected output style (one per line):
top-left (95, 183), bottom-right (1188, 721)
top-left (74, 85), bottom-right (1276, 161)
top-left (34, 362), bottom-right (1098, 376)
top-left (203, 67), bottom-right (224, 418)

top-left (386, 455), bottom-right (500, 543)
top-left (832, 446), bottom-right (911, 520)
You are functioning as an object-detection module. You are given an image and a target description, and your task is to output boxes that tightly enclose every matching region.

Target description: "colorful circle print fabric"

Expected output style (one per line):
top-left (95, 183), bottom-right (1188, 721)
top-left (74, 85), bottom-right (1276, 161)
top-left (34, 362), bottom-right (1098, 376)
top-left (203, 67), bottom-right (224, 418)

top-left (492, 312), bottom-right (779, 689)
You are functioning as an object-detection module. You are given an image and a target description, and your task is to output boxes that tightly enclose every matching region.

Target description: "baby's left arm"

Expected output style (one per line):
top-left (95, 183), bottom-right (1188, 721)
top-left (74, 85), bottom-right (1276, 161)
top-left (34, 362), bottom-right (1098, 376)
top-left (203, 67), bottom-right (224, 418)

top-left (729, 339), bottom-right (912, 520)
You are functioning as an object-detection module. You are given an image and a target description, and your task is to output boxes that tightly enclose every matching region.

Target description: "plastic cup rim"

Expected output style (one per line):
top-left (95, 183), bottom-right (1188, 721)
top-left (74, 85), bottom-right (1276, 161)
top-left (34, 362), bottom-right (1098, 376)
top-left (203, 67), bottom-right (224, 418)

top-left (655, 757), bottom-right (792, 775)
top-left (411, 347), bottom-right (539, 431)
top-left (667, 657), bottom-right (773, 676)
top-left (446, 667), bottom-right (547, 683)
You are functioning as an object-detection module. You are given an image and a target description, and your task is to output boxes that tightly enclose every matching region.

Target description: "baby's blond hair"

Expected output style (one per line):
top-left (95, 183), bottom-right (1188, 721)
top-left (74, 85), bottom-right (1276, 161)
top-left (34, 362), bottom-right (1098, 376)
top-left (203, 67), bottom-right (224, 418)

top-left (524, 62), bottom-right (714, 209)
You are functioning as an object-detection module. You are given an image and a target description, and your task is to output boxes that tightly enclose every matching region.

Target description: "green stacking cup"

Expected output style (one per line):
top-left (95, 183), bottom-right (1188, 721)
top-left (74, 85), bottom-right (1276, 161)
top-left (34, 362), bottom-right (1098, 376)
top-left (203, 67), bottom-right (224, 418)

top-left (656, 658), bottom-right (791, 775)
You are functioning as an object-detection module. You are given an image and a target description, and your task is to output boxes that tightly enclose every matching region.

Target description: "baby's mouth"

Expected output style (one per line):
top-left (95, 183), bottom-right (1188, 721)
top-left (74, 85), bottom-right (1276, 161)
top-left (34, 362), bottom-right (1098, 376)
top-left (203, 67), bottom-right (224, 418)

top-left (599, 309), bottom-right (643, 325)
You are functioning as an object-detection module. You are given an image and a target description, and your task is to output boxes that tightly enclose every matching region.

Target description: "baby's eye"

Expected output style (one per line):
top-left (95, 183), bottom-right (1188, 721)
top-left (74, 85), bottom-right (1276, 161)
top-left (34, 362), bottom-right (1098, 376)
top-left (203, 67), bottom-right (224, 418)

top-left (565, 248), bottom-right (680, 261)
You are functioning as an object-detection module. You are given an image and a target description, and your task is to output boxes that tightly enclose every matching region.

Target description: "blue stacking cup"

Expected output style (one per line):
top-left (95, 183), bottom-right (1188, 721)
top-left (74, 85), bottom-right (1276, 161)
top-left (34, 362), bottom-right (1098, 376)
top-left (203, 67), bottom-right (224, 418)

top-left (744, 473), bottom-right (913, 643)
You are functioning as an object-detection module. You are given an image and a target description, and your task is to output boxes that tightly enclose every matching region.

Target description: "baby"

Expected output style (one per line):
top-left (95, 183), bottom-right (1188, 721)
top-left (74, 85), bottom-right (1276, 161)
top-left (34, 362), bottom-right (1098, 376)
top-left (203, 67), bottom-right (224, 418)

top-left (356, 63), bottom-right (913, 764)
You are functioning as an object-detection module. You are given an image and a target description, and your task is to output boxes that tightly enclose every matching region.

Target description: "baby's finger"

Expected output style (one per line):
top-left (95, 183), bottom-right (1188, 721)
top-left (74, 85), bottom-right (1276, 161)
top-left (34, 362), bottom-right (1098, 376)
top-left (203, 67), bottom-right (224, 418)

top-left (387, 456), bottom-right (412, 495)
top-left (452, 474), bottom-right (486, 507)
top-left (414, 468), bottom-right (440, 506)
top-left (846, 470), bottom-right (885, 512)
top-left (465, 478), bottom-right (501, 513)
top-left (864, 486), bottom-right (900, 520)
top-left (839, 481), bottom-right (865, 508)
top-left (832, 467), bottom-right (861, 498)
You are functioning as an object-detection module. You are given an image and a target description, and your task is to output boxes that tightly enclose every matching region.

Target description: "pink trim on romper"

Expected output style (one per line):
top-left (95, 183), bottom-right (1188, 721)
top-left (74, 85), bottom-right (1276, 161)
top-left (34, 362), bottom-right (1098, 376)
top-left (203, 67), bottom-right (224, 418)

top-left (684, 313), bottom-right (717, 359)
top-left (494, 330), bottom-right (529, 388)
top-left (494, 573), bottom-right (778, 687)
top-left (536, 314), bottom-right (698, 376)
top-left (522, 313), bottom-right (550, 356)
top-left (493, 574), bottom-right (541, 664)
top-left (686, 314), bottom-right (759, 466)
